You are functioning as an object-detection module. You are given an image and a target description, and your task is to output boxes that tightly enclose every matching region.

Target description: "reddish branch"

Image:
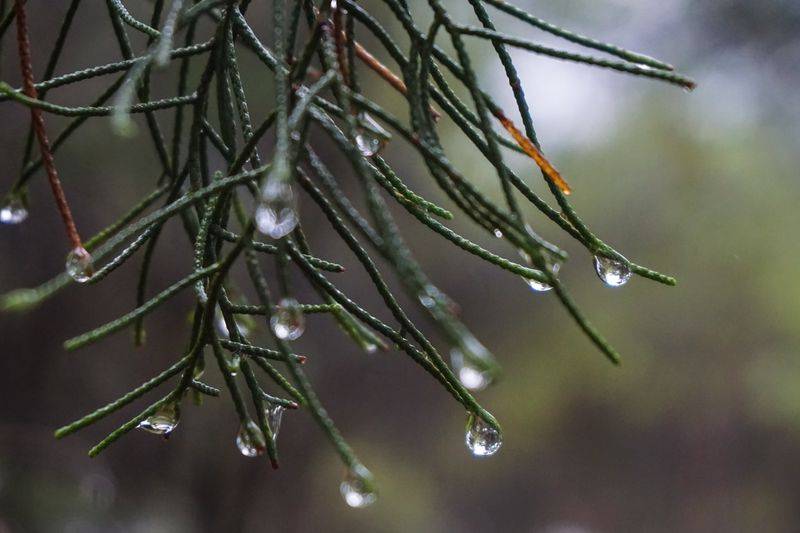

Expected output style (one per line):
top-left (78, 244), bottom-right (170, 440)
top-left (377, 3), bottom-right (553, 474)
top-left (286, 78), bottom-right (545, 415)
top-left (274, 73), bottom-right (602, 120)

top-left (14, 0), bottom-right (84, 249)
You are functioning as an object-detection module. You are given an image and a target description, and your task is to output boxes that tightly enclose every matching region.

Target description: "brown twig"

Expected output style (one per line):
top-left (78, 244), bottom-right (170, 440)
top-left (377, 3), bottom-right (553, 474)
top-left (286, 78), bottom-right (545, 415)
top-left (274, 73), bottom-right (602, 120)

top-left (352, 40), bottom-right (441, 122)
top-left (493, 110), bottom-right (572, 195)
top-left (14, 0), bottom-right (85, 249)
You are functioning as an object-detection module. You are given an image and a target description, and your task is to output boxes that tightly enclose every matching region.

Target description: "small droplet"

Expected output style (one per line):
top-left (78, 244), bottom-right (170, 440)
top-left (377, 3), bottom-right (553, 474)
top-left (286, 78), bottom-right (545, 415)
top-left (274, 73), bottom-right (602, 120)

top-left (266, 404), bottom-right (285, 441)
top-left (256, 178), bottom-right (298, 239)
top-left (271, 297), bottom-right (305, 340)
top-left (215, 313), bottom-right (250, 340)
top-left (224, 350), bottom-right (241, 376)
top-left (354, 112), bottom-right (390, 157)
top-left (451, 347), bottom-right (491, 391)
top-left (492, 228), bottom-right (504, 239)
top-left (450, 332), bottom-right (495, 391)
top-left (340, 465), bottom-right (377, 508)
top-left (138, 401), bottom-right (180, 435)
top-left (526, 262), bottom-right (559, 292)
top-left (593, 254), bottom-right (632, 287)
top-left (65, 247), bottom-right (94, 283)
top-left (236, 420), bottom-right (266, 457)
top-left (0, 197), bottom-right (28, 224)
top-left (517, 242), bottom-right (560, 293)
top-left (465, 413), bottom-right (502, 457)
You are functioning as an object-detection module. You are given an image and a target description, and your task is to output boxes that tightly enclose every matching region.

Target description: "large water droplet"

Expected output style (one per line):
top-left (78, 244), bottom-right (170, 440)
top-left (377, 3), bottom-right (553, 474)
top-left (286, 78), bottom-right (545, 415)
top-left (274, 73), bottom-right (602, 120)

top-left (340, 465), bottom-right (377, 508)
top-left (354, 112), bottom-right (389, 157)
top-left (256, 179), bottom-right (298, 239)
top-left (465, 413), bottom-right (502, 457)
top-left (266, 404), bottom-right (285, 441)
top-left (271, 297), bottom-right (305, 340)
top-left (236, 420), bottom-right (266, 457)
top-left (66, 247), bottom-right (94, 283)
top-left (138, 401), bottom-right (180, 435)
top-left (593, 254), bottom-right (632, 287)
top-left (0, 197), bottom-right (28, 224)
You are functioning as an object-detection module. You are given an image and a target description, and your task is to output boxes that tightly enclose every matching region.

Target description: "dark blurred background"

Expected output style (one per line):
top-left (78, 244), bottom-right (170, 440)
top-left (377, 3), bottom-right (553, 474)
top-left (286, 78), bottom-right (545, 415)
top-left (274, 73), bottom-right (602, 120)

top-left (1, 1), bottom-right (799, 531)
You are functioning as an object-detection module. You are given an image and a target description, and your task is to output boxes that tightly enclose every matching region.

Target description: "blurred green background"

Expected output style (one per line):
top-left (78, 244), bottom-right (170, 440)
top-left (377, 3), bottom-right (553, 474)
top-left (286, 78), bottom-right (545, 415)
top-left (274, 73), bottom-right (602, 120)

top-left (2, 0), bottom-right (800, 531)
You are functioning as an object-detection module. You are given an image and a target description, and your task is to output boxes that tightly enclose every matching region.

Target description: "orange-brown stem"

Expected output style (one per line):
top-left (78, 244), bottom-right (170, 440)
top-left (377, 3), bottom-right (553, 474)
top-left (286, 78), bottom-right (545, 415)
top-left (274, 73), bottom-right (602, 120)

top-left (494, 110), bottom-right (572, 195)
top-left (14, 0), bottom-right (84, 248)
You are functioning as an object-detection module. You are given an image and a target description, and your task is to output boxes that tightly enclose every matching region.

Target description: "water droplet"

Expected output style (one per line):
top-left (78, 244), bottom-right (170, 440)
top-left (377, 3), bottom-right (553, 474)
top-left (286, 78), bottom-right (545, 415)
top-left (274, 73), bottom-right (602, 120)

top-left (266, 404), bottom-right (285, 441)
top-left (224, 350), bottom-right (241, 376)
top-left (340, 465), bottom-right (377, 508)
top-left (0, 197), bottom-right (28, 224)
top-left (271, 297), bottom-right (305, 340)
top-left (593, 254), bottom-right (632, 287)
top-left (517, 243), bottom-right (560, 293)
top-left (138, 401), bottom-right (180, 435)
top-left (465, 413), bottom-right (502, 457)
top-left (492, 228), bottom-right (504, 239)
top-left (236, 420), bottom-right (266, 457)
top-left (65, 247), bottom-right (94, 283)
top-left (256, 178), bottom-right (298, 239)
top-left (525, 261), bottom-right (559, 292)
top-left (215, 313), bottom-right (250, 340)
top-left (354, 113), bottom-right (389, 157)
top-left (450, 333), bottom-right (494, 391)
top-left (451, 348), bottom-right (490, 391)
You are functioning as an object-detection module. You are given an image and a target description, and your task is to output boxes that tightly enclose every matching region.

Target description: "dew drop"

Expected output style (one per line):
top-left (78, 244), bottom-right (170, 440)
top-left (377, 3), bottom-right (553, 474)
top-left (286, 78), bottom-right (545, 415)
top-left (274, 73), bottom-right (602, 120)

top-left (224, 350), bottom-right (241, 376)
top-left (465, 413), bottom-right (502, 457)
top-left (271, 297), bottom-right (305, 340)
top-left (65, 247), bottom-right (94, 283)
top-left (266, 404), bottom-right (285, 441)
top-left (450, 333), bottom-right (494, 391)
top-left (517, 245), bottom-right (560, 293)
top-left (354, 112), bottom-right (390, 157)
top-left (138, 401), bottom-right (180, 435)
top-left (256, 178), bottom-right (298, 239)
top-left (0, 197), bottom-right (28, 224)
top-left (340, 465), bottom-right (377, 508)
top-left (236, 420), bottom-right (266, 457)
top-left (593, 254), bottom-right (632, 287)
top-left (492, 228), bottom-right (504, 239)
top-left (215, 313), bottom-right (250, 340)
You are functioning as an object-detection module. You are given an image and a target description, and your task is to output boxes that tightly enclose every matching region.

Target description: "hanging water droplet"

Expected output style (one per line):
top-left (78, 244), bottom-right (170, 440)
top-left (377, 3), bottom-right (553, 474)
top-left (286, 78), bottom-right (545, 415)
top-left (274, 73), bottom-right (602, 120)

top-left (256, 178), bottom-right (298, 239)
top-left (138, 401), bottom-right (180, 435)
top-left (236, 420), bottom-right (267, 457)
top-left (451, 348), bottom-right (490, 391)
top-left (65, 247), bottom-right (94, 283)
top-left (271, 297), bottom-right (305, 340)
top-left (450, 332), bottom-right (494, 391)
top-left (224, 350), bottom-right (241, 376)
top-left (354, 112), bottom-right (390, 157)
top-left (517, 242), bottom-right (560, 293)
top-left (266, 404), bottom-right (285, 441)
top-left (465, 413), bottom-right (502, 457)
top-left (340, 464), bottom-right (377, 508)
top-left (215, 313), bottom-right (250, 340)
top-left (0, 197), bottom-right (28, 225)
top-left (526, 261), bottom-right (559, 292)
top-left (492, 228), bottom-right (504, 239)
top-left (593, 254), bottom-right (632, 287)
